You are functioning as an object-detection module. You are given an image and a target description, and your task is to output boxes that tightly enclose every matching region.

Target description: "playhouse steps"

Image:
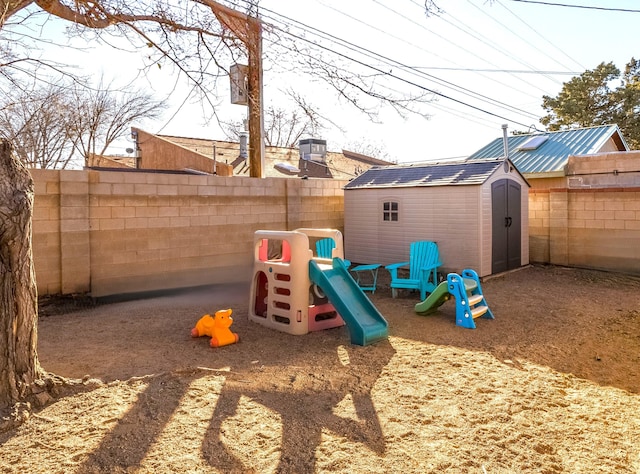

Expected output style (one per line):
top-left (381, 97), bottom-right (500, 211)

top-left (447, 269), bottom-right (495, 329)
top-left (467, 293), bottom-right (483, 305)
top-left (463, 278), bottom-right (477, 292)
top-left (471, 304), bottom-right (489, 319)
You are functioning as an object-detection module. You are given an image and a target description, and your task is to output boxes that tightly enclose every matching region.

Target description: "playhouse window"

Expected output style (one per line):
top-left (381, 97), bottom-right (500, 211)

top-left (383, 201), bottom-right (398, 221)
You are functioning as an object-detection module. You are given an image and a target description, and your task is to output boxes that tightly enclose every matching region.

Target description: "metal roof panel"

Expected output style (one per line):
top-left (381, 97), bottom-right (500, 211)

top-left (468, 125), bottom-right (628, 174)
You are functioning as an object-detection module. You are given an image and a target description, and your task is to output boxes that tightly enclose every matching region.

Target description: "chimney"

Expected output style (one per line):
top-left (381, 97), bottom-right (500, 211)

top-left (502, 124), bottom-right (509, 159)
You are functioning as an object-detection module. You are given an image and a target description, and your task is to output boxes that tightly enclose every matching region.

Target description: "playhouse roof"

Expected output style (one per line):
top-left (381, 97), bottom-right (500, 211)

top-left (468, 125), bottom-right (628, 176)
top-left (344, 157), bottom-right (518, 190)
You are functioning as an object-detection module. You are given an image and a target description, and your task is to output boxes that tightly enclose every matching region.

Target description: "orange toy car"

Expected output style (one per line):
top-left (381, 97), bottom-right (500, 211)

top-left (191, 308), bottom-right (239, 347)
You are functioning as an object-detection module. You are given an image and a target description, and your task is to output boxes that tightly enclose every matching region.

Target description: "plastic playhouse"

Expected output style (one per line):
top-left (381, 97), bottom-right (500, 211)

top-left (414, 268), bottom-right (494, 329)
top-left (249, 228), bottom-right (388, 346)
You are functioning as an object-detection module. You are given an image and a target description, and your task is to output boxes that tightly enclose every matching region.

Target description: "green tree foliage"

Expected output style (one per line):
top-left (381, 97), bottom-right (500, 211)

top-left (541, 58), bottom-right (640, 149)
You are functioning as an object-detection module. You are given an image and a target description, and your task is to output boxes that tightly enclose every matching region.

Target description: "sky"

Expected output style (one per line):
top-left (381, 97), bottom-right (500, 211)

top-left (9, 0), bottom-right (640, 164)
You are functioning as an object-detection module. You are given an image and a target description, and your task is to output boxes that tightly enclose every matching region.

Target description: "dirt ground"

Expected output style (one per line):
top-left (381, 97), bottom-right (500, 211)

top-left (1, 264), bottom-right (640, 473)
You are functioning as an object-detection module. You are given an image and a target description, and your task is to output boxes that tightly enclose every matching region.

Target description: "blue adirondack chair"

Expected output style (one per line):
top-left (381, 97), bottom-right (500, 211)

top-left (385, 241), bottom-right (441, 300)
top-left (316, 238), bottom-right (351, 268)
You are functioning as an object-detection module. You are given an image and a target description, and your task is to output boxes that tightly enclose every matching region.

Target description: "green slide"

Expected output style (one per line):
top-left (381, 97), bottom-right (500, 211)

top-left (414, 280), bottom-right (451, 314)
top-left (308, 258), bottom-right (388, 346)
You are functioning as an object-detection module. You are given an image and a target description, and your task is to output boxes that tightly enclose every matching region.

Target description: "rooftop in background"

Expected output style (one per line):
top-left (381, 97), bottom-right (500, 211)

top-left (344, 157), bottom-right (527, 189)
top-left (157, 134), bottom-right (393, 180)
top-left (468, 125), bottom-right (629, 177)
top-left (90, 129), bottom-right (394, 179)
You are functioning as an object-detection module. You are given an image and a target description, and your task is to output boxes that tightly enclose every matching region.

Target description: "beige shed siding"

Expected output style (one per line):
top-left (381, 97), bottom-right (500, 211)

top-left (345, 164), bottom-right (530, 278)
top-left (345, 186), bottom-right (483, 272)
top-left (343, 189), bottom-right (385, 264)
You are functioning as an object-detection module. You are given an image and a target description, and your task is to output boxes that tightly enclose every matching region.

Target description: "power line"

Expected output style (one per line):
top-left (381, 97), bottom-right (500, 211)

top-left (411, 66), bottom-right (579, 74)
top-left (461, 0), bottom-right (564, 85)
top-left (316, 0), bottom-right (541, 105)
top-left (253, 3), bottom-right (542, 124)
top-left (269, 21), bottom-right (542, 129)
top-left (319, 0), bottom-right (542, 113)
top-left (508, 0), bottom-right (640, 12)
top-left (317, 0), bottom-right (453, 72)
top-left (382, 0), bottom-right (549, 98)
top-left (436, 11), bottom-right (556, 93)
top-left (402, 0), bottom-right (573, 88)
top-left (496, 0), bottom-right (587, 71)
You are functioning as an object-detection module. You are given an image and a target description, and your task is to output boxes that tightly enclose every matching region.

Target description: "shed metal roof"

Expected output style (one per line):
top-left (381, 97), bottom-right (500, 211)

top-left (468, 125), bottom-right (628, 175)
top-left (344, 158), bottom-right (508, 190)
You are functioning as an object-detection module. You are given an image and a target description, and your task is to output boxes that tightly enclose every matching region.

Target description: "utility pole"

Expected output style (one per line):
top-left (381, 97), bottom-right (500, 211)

top-left (209, 1), bottom-right (265, 178)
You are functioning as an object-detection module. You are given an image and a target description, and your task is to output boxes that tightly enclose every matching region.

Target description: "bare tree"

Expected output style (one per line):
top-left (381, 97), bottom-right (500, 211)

top-left (66, 78), bottom-right (167, 166)
top-left (0, 83), bottom-right (78, 169)
top-left (0, 79), bottom-right (166, 169)
top-left (344, 138), bottom-right (392, 162)
top-left (223, 104), bottom-right (323, 148)
top-left (223, 87), bottom-right (348, 147)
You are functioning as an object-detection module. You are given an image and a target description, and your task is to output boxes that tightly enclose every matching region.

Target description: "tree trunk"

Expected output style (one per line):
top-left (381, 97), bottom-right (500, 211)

top-left (0, 139), bottom-right (45, 421)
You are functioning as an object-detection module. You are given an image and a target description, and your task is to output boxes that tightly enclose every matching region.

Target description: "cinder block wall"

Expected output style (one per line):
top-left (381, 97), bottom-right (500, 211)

top-left (528, 189), bottom-right (550, 264)
top-left (567, 188), bottom-right (640, 273)
top-left (32, 169), bottom-right (347, 297)
top-left (528, 150), bottom-right (640, 273)
top-left (32, 169), bottom-right (62, 295)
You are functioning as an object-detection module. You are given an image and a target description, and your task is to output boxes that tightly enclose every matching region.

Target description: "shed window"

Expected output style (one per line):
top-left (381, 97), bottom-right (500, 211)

top-left (383, 201), bottom-right (399, 221)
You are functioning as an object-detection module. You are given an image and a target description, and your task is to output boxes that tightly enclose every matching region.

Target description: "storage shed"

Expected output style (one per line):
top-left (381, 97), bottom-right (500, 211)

top-left (343, 157), bottom-right (530, 277)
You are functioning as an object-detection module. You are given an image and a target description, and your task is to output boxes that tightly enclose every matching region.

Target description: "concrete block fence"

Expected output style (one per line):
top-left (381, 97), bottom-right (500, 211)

top-left (529, 152), bottom-right (640, 274)
top-left (529, 187), bottom-right (640, 274)
top-left (31, 169), bottom-right (347, 297)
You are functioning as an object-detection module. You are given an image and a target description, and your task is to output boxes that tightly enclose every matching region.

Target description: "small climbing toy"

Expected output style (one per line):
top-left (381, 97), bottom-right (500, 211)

top-left (191, 308), bottom-right (239, 347)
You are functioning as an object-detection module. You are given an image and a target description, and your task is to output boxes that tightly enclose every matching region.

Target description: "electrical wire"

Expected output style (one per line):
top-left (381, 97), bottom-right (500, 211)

top-left (508, 0), bottom-right (640, 13)
top-left (495, 0), bottom-right (587, 71)
top-left (402, 0), bottom-right (579, 82)
top-left (274, 22), bottom-right (542, 129)
top-left (252, 3), bottom-right (543, 126)
top-left (461, 0), bottom-right (563, 85)
top-left (382, 0), bottom-right (558, 95)
top-left (322, 0), bottom-right (545, 102)
top-left (410, 66), bottom-right (579, 74)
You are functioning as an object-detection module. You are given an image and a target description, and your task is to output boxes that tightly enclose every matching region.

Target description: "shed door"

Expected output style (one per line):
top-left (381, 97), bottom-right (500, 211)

top-left (491, 179), bottom-right (521, 273)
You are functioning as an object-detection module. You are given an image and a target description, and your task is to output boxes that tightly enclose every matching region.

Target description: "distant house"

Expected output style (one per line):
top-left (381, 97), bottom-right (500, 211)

top-left (468, 125), bottom-right (629, 188)
top-left (88, 128), bottom-right (393, 179)
top-left (343, 158), bottom-right (530, 277)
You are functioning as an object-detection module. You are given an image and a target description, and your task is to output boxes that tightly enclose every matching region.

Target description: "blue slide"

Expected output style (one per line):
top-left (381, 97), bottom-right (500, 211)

top-left (309, 258), bottom-right (388, 346)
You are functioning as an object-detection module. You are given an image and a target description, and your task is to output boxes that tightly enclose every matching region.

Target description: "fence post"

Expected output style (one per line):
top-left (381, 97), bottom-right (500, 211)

top-left (549, 188), bottom-right (569, 266)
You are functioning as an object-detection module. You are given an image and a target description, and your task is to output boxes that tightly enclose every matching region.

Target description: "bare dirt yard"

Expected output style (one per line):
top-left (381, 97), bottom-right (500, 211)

top-left (1, 264), bottom-right (640, 473)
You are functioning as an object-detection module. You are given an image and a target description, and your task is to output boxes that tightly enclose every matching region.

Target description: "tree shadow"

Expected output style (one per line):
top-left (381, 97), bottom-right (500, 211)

top-left (78, 372), bottom-right (201, 472)
top-left (200, 339), bottom-right (394, 472)
top-left (71, 336), bottom-right (394, 473)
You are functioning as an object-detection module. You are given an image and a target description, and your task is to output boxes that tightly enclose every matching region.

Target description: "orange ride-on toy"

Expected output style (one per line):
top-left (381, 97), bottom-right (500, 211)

top-left (191, 308), bottom-right (239, 347)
